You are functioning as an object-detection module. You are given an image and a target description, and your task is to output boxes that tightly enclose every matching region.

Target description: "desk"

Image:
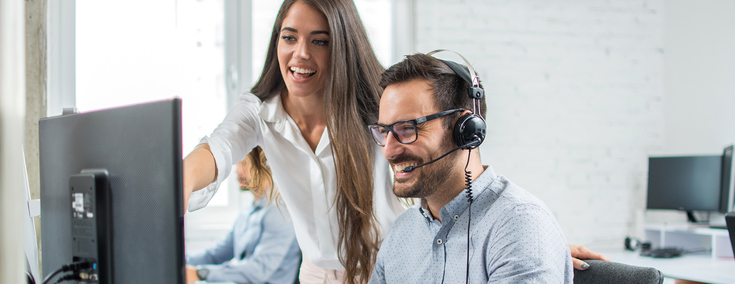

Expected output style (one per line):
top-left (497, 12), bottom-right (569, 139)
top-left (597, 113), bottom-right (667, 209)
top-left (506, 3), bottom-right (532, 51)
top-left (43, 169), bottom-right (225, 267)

top-left (595, 249), bottom-right (735, 284)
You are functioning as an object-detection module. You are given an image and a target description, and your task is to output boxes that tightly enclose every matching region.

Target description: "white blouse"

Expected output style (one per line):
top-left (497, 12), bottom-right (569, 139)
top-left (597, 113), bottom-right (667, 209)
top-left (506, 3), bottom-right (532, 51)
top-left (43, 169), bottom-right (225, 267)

top-left (188, 92), bottom-right (405, 270)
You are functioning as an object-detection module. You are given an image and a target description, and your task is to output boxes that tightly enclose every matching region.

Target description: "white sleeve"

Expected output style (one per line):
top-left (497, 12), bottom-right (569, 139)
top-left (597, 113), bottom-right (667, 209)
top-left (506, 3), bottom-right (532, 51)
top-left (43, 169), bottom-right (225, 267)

top-left (188, 93), bottom-right (263, 211)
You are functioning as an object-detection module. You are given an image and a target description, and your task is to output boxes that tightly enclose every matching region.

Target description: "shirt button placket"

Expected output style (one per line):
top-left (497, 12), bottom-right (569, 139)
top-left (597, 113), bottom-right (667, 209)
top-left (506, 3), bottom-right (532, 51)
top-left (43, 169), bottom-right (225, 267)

top-left (432, 237), bottom-right (445, 284)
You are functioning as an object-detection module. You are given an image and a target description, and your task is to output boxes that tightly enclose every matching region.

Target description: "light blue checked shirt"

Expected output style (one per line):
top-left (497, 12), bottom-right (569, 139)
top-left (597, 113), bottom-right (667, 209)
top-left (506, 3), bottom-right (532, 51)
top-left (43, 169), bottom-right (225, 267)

top-left (370, 166), bottom-right (573, 284)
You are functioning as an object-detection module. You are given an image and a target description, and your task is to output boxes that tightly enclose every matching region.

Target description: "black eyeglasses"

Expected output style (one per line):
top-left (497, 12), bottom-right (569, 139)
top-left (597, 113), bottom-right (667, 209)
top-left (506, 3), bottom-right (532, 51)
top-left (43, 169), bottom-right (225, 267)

top-left (368, 109), bottom-right (463, 146)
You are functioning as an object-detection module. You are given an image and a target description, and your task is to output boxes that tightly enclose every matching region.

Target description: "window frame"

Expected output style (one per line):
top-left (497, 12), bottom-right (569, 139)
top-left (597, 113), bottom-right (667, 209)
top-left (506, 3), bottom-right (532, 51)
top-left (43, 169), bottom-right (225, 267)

top-left (47, 0), bottom-right (411, 249)
top-left (46, 0), bottom-right (251, 235)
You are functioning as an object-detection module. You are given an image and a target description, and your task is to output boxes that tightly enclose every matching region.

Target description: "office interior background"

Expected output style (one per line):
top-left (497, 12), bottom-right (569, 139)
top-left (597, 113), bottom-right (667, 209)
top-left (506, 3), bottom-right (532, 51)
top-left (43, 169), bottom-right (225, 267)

top-left (2, 0), bottom-right (734, 282)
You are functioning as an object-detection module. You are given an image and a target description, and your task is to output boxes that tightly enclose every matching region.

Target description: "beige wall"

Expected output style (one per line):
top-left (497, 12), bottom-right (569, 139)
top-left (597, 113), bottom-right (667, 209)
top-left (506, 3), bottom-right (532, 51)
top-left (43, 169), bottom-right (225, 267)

top-left (26, 0), bottom-right (47, 202)
top-left (26, 0), bottom-right (47, 272)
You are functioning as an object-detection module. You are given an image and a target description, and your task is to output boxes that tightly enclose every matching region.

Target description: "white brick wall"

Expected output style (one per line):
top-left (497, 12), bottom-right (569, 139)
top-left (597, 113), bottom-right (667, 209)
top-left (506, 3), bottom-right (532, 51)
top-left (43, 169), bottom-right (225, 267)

top-left (414, 0), bottom-right (665, 246)
top-left (663, 0), bottom-right (735, 154)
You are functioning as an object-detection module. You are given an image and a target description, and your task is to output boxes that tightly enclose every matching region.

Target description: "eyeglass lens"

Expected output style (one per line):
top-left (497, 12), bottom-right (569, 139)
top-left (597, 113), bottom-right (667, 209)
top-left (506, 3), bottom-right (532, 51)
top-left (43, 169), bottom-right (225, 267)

top-left (370, 121), bottom-right (417, 146)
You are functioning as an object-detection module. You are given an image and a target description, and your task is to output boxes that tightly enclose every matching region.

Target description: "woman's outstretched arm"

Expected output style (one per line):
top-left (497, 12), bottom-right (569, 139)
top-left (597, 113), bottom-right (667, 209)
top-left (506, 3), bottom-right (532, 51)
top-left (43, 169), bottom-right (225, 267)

top-left (183, 144), bottom-right (217, 213)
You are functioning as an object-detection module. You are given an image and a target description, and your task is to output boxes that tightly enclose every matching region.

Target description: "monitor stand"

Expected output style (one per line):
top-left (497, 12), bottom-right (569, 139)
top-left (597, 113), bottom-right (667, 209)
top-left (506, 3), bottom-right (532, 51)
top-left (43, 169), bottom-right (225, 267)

top-left (686, 211), bottom-right (698, 223)
top-left (686, 211), bottom-right (728, 229)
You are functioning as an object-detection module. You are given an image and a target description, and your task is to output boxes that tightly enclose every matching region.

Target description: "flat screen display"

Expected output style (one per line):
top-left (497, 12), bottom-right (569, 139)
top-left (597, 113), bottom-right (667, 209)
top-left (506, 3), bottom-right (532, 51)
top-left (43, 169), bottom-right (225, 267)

top-left (720, 145), bottom-right (734, 212)
top-left (647, 156), bottom-right (722, 211)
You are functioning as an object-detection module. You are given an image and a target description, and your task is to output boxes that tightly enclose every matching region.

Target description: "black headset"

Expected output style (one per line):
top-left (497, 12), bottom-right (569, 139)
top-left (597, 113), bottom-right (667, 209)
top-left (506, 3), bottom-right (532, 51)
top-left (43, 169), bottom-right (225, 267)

top-left (625, 236), bottom-right (651, 252)
top-left (427, 49), bottom-right (487, 149)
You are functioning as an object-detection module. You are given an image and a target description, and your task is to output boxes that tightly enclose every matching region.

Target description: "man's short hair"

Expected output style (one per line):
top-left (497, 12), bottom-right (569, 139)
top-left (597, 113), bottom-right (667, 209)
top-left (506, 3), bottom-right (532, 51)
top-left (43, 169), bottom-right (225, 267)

top-left (379, 53), bottom-right (488, 130)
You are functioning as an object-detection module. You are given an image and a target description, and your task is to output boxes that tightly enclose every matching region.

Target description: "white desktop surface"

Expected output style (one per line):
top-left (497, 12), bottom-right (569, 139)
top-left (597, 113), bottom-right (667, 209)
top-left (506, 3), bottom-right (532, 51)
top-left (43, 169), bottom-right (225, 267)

top-left (595, 249), bottom-right (735, 284)
top-left (198, 249), bottom-right (735, 284)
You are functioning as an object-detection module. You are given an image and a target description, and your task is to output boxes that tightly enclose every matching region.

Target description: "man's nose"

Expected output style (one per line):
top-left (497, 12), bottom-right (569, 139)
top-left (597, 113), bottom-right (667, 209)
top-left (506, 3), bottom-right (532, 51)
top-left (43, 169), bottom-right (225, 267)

top-left (381, 132), bottom-right (405, 160)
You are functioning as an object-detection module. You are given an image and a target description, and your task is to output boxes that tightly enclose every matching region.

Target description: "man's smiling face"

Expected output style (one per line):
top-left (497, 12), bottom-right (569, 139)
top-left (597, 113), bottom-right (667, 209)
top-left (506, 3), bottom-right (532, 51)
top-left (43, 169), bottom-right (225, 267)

top-left (378, 79), bottom-right (461, 198)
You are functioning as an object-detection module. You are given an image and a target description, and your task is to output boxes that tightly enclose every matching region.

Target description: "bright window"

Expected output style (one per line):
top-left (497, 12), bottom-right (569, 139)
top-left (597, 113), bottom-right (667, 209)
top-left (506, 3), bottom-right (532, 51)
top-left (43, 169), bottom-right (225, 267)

top-left (76, 0), bottom-right (231, 208)
top-left (70, 0), bottom-right (394, 252)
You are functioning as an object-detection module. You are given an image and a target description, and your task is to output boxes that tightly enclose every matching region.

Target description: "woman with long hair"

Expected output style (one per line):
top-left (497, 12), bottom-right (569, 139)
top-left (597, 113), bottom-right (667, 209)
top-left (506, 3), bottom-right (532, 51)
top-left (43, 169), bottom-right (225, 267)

top-left (182, 1), bottom-right (403, 283)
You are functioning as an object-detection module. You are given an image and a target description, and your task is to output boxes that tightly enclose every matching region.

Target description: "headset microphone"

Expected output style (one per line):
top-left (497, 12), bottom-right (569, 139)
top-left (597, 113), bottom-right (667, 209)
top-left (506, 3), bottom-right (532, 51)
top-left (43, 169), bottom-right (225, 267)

top-left (402, 140), bottom-right (481, 173)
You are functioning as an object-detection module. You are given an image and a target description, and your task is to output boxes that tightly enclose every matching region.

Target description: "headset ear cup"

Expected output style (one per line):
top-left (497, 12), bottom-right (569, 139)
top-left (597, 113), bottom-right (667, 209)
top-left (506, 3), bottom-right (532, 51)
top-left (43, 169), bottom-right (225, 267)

top-left (453, 113), bottom-right (486, 149)
top-left (625, 236), bottom-right (642, 251)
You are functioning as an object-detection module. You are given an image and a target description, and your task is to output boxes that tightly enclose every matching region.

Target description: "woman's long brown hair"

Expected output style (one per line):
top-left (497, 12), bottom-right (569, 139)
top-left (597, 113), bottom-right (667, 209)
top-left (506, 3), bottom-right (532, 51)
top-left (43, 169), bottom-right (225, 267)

top-left (250, 1), bottom-right (383, 283)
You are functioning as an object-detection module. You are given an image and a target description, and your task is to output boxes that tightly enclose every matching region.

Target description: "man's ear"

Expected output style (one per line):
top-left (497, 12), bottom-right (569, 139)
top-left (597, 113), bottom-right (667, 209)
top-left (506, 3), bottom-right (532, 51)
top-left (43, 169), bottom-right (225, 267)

top-left (452, 109), bottom-right (473, 125)
top-left (453, 109), bottom-right (486, 149)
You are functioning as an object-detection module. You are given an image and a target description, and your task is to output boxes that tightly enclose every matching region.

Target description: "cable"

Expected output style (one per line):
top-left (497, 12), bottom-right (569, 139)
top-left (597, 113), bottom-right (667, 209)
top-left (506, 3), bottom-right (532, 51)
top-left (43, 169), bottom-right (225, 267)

top-left (464, 152), bottom-right (473, 204)
top-left (41, 269), bottom-right (64, 284)
top-left (26, 271), bottom-right (36, 284)
top-left (52, 273), bottom-right (80, 284)
top-left (42, 261), bottom-right (92, 284)
top-left (464, 149), bottom-right (473, 284)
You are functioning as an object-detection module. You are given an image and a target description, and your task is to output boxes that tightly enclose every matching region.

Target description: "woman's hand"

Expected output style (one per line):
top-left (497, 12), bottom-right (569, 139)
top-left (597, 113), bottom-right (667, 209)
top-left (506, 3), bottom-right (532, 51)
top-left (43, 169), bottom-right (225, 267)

top-left (569, 245), bottom-right (612, 270)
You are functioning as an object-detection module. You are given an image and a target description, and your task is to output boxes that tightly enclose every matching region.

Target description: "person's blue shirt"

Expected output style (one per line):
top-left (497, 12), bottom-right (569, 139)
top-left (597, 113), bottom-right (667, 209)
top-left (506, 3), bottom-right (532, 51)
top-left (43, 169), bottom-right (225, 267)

top-left (369, 166), bottom-right (573, 284)
top-left (187, 197), bottom-right (301, 284)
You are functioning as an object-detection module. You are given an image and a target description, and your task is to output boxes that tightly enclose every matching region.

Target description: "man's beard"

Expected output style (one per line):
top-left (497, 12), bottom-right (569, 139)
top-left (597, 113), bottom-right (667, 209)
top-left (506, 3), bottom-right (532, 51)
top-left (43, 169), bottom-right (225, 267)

top-left (390, 138), bottom-right (460, 198)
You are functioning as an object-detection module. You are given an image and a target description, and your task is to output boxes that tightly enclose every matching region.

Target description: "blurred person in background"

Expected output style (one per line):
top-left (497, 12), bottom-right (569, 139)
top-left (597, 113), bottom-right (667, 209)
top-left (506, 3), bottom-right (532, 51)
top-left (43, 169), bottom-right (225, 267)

top-left (186, 147), bottom-right (301, 284)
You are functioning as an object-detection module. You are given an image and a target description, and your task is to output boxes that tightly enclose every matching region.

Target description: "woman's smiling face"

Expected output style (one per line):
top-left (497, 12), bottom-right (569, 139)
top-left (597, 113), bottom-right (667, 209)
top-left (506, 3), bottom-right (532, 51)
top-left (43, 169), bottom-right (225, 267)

top-left (277, 1), bottom-right (331, 99)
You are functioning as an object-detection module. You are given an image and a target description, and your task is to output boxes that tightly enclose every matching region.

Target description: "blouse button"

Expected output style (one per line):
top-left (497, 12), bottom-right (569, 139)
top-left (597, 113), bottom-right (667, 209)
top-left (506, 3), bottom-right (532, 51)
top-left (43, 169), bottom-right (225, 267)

top-left (454, 215), bottom-right (460, 220)
top-left (436, 239), bottom-right (443, 245)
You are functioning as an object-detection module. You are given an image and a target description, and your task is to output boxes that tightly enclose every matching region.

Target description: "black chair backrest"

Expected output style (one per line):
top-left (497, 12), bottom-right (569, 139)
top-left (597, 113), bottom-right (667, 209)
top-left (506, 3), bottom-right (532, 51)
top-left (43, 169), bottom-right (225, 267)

top-left (573, 259), bottom-right (663, 284)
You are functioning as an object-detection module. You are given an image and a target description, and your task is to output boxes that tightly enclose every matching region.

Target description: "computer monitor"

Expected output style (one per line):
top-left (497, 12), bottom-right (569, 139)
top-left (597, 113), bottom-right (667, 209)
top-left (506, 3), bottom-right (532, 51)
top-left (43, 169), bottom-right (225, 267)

top-left (646, 155), bottom-right (722, 222)
top-left (39, 99), bottom-right (184, 283)
top-left (720, 145), bottom-right (734, 213)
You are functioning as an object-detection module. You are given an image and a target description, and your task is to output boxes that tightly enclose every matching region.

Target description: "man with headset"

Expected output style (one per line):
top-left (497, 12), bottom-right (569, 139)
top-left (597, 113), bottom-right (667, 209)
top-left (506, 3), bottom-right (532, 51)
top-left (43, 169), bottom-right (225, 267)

top-left (368, 53), bottom-right (573, 283)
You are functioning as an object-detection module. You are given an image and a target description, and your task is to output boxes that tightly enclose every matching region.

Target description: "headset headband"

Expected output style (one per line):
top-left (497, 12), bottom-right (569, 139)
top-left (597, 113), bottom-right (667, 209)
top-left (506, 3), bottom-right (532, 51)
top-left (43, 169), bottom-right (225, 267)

top-left (426, 49), bottom-right (484, 118)
top-left (427, 49), bottom-right (481, 89)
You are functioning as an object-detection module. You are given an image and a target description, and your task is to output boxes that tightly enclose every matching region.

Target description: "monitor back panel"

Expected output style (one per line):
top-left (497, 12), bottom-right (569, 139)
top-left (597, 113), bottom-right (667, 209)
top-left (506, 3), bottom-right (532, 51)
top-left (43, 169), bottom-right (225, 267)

top-left (40, 99), bottom-right (184, 283)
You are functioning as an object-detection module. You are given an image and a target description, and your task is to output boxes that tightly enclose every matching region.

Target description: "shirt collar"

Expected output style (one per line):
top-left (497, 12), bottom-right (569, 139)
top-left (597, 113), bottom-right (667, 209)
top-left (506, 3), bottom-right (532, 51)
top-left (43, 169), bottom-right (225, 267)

top-left (258, 88), bottom-right (286, 124)
top-left (419, 166), bottom-right (498, 223)
top-left (256, 88), bottom-right (332, 155)
top-left (252, 196), bottom-right (268, 210)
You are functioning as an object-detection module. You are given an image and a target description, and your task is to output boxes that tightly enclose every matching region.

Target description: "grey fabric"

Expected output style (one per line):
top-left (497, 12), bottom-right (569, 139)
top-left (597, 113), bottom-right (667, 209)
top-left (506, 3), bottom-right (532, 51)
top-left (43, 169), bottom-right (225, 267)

top-left (573, 259), bottom-right (664, 284)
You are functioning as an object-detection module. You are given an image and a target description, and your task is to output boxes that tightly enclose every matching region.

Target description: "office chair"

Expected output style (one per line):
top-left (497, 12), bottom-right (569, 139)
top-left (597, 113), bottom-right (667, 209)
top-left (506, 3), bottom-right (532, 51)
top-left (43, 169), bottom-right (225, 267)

top-left (573, 259), bottom-right (664, 284)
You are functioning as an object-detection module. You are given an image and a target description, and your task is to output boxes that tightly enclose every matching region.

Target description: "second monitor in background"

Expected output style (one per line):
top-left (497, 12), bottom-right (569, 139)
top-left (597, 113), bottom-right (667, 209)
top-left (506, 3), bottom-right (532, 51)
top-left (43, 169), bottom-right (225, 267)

top-left (646, 145), bottom-right (734, 224)
top-left (720, 145), bottom-right (734, 214)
